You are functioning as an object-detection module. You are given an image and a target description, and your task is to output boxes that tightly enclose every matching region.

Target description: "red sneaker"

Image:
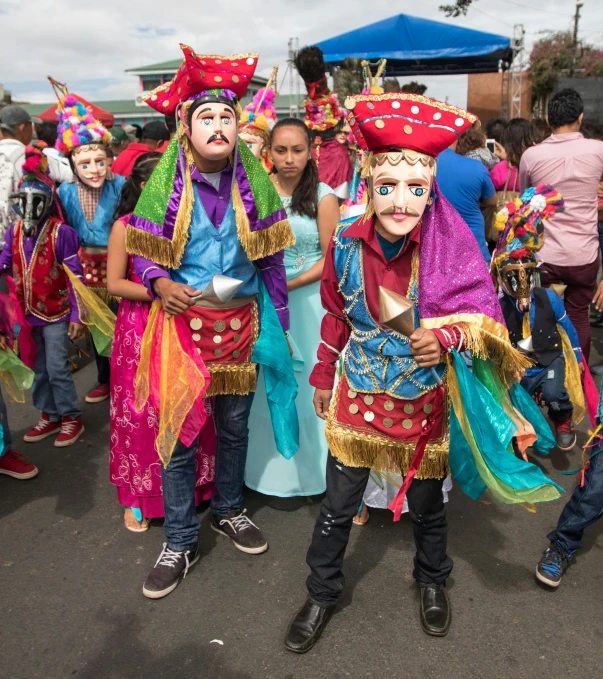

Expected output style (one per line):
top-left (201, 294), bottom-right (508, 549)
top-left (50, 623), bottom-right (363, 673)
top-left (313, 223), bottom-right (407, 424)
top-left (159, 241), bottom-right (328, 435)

top-left (85, 384), bottom-right (110, 403)
top-left (554, 416), bottom-right (576, 451)
top-left (0, 449), bottom-right (39, 479)
top-left (54, 416), bottom-right (85, 448)
top-left (23, 413), bottom-right (62, 442)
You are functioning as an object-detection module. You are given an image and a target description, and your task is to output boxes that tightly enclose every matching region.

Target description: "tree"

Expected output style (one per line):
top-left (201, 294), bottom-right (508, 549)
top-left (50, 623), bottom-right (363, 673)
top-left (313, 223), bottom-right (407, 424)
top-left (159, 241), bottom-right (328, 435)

top-left (530, 30), bottom-right (603, 102)
top-left (332, 58), bottom-right (364, 99)
top-left (439, 0), bottom-right (476, 17)
top-left (401, 81), bottom-right (428, 95)
top-left (383, 77), bottom-right (400, 93)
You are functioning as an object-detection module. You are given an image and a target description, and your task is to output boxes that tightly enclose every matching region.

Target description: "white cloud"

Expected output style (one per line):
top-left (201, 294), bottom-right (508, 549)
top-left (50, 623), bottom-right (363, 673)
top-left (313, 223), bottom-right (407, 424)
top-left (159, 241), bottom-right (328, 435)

top-left (1, 0), bottom-right (601, 105)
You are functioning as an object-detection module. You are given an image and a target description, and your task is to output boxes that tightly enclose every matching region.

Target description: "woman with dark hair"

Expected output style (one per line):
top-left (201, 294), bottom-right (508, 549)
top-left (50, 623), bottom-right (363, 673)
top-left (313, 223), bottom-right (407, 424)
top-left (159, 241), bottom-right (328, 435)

top-left (107, 152), bottom-right (215, 532)
top-left (491, 118), bottom-right (541, 193)
top-left (245, 117), bottom-right (339, 496)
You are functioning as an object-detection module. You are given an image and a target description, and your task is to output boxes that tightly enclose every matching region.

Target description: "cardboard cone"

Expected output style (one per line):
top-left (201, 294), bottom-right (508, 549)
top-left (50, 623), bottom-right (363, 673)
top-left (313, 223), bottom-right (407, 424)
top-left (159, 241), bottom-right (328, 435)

top-left (200, 274), bottom-right (243, 303)
top-left (548, 284), bottom-right (567, 298)
top-left (379, 286), bottom-right (415, 336)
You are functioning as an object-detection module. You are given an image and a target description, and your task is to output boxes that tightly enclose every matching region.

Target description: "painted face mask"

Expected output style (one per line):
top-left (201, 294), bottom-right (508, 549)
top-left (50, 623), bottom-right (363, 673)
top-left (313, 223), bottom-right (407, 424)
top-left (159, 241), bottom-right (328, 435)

top-left (12, 180), bottom-right (54, 236)
top-left (73, 145), bottom-right (108, 188)
top-left (499, 258), bottom-right (538, 313)
top-left (187, 101), bottom-right (237, 162)
top-left (239, 131), bottom-right (265, 161)
top-left (370, 149), bottom-right (434, 238)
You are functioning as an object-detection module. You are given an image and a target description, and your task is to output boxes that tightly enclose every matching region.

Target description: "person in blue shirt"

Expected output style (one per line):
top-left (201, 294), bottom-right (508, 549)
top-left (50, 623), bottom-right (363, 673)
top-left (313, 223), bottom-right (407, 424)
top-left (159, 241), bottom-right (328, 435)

top-left (437, 141), bottom-right (496, 261)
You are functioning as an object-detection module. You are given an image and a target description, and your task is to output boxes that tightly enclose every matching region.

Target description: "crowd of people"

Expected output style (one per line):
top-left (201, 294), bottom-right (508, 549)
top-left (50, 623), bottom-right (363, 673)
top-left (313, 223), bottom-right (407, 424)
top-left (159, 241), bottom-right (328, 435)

top-left (0, 43), bottom-right (602, 653)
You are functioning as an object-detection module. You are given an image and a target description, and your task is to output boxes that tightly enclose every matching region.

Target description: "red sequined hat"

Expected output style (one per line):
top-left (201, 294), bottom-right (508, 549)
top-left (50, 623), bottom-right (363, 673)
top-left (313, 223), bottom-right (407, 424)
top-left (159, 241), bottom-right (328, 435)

top-left (144, 44), bottom-right (259, 116)
top-left (344, 93), bottom-right (478, 158)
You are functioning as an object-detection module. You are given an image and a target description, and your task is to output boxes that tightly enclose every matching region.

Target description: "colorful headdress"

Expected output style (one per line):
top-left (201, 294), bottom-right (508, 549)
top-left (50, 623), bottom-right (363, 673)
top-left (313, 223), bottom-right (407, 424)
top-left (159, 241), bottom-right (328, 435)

top-left (144, 44), bottom-right (258, 117)
top-left (49, 78), bottom-right (111, 156)
top-left (18, 141), bottom-right (65, 222)
top-left (345, 92), bottom-right (477, 157)
top-left (127, 45), bottom-right (293, 272)
top-left (361, 59), bottom-right (387, 95)
top-left (239, 65), bottom-right (278, 142)
top-left (492, 184), bottom-right (564, 268)
top-left (295, 46), bottom-right (345, 132)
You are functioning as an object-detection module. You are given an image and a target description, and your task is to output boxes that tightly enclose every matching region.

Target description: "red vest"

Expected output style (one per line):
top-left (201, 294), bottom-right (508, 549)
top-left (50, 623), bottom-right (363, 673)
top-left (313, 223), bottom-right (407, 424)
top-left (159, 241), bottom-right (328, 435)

top-left (12, 218), bottom-right (71, 322)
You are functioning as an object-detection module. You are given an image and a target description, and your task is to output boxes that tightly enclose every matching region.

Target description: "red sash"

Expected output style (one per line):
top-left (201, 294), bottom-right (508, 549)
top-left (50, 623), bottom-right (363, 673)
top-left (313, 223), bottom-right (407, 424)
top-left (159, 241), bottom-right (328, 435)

top-left (12, 218), bottom-right (70, 322)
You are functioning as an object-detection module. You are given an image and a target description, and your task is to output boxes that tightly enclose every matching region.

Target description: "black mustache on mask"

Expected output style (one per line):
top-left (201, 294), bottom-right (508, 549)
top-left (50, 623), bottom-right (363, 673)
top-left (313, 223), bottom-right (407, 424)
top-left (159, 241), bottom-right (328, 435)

top-left (207, 134), bottom-right (230, 144)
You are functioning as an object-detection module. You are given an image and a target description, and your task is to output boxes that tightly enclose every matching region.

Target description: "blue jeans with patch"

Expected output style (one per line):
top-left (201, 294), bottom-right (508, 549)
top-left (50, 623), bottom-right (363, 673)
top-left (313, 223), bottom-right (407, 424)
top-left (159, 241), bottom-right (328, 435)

top-left (32, 322), bottom-right (80, 420)
top-left (548, 447), bottom-right (603, 551)
top-left (161, 391), bottom-right (256, 551)
top-left (520, 356), bottom-right (573, 422)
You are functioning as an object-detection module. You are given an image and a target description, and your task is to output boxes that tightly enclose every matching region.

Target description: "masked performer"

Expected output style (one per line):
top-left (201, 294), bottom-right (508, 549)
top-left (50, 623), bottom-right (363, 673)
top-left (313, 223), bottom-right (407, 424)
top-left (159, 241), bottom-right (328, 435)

top-left (126, 44), bottom-right (297, 599)
top-left (238, 66), bottom-right (278, 172)
top-left (52, 81), bottom-right (125, 404)
top-left (492, 186), bottom-right (589, 454)
top-left (0, 142), bottom-right (85, 447)
top-left (284, 92), bottom-right (563, 652)
top-left (294, 46), bottom-right (352, 200)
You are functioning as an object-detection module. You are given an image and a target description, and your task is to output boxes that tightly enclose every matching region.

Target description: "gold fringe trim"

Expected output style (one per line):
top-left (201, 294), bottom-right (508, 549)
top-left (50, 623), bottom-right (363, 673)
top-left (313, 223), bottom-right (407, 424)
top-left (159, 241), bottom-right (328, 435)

top-left (126, 226), bottom-right (176, 269)
top-left (325, 419), bottom-right (449, 479)
top-left (232, 178), bottom-right (295, 260)
top-left (205, 363), bottom-right (257, 396)
top-left (422, 313), bottom-right (532, 387)
top-left (170, 137), bottom-right (196, 268)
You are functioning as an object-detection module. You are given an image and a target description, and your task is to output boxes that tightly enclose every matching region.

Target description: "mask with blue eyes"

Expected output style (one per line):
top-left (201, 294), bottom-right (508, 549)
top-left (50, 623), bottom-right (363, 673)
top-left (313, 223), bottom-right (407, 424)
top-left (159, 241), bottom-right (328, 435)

top-left (72, 144), bottom-right (108, 189)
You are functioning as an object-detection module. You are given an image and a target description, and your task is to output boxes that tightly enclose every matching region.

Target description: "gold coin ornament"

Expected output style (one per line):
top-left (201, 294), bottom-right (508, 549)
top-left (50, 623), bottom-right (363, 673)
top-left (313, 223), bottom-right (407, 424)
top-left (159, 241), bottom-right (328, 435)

top-left (213, 320), bottom-right (226, 332)
top-left (364, 411), bottom-right (375, 422)
top-left (364, 395), bottom-right (374, 406)
top-left (213, 335), bottom-right (222, 344)
top-left (214, 349), bottom-right (223, 357)
top-left (230, 318), bottom-right (242, 331)
top-left (402, 419), bottom-right (413, 429)
top-left (383, 417), bottom-right (393, 428)
top-left (233, 334), bottom-right (241, 342)
top-left (190, 318), bottom-right (202, 331)
top-left (384, 400), bottom-right (395, 412)
top-left (348, 389), bottom-right (358, 399)
top-left (192, 333), bottom-right (201, 342)
top-left (233, 350), bottom-right (241, 359)
top-left (349, 403), bottom-right (359, 415)
top-left (423, 403), bottom-right (434, 414)
top-left (404, 403), bottom-right (415, 415)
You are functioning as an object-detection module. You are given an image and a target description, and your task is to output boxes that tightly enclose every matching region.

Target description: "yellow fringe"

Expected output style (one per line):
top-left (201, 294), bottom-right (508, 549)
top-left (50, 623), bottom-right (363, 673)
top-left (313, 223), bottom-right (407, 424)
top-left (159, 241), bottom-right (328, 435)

top-left (231, 179), bottom-right (295, 261)
top-left (126, 225), bottom-right (175, 269)
top-left (205, 363), bottom-right (257, 396)
top-left (170, 138), bottom-right (196, 268)
top-left (558, 325), bottom-right (585, 425)
top-left (325, 419), bottom-right (449, 479)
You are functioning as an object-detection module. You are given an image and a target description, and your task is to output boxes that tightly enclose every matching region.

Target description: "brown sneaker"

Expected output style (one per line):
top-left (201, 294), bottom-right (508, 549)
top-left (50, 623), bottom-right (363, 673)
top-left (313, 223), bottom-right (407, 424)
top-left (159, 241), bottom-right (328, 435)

top-left (23, 413), bottom-right (61, 442)
top-left (54, 416), bottom-right (85, 447)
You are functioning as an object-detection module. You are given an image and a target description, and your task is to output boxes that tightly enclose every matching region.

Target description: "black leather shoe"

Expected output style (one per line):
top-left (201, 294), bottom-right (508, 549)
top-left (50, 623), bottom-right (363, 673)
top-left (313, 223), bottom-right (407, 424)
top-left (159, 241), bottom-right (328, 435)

top-left (285, 600), bottom-right (335, 653)
top-left (420, 584), bottom-right (451, 637)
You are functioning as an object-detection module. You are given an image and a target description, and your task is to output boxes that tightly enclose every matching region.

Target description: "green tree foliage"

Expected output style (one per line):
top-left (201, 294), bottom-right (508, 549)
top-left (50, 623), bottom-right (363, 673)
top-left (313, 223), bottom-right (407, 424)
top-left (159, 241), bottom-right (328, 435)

top-left (530, 30), bottom-right (603, 100)
top-left (439, 0), bottom-right (475, 17)
top-left (401, 81), bottom-right (428, 95)
top-left (332, 58), bottom-right (365, 98)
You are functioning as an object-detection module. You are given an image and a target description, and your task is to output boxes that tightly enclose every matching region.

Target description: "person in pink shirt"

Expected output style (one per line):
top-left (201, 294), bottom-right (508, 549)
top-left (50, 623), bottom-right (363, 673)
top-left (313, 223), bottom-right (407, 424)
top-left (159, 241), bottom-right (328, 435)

top-left (491, 118), bottom-right (541, 193)
top-left (519, 89), bottom-right (603, 363)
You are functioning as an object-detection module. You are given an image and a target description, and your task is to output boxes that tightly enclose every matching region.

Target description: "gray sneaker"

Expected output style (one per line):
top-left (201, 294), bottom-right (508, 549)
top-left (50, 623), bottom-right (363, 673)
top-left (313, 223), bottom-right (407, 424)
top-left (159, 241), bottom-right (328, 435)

top-left (211, 509), bottom-right (268, 554)
top-left (142, 543), bottom-right (199, 599)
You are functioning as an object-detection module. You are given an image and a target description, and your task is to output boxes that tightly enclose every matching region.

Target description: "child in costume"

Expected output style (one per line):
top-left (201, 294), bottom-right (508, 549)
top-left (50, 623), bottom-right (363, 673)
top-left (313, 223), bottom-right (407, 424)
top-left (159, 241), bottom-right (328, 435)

top-left (106, 151), bottom-right (215, 532)
top-left (294, 46), bottom-right (353, 199)
top-left (0, 142), bottom-right (85, 447)
top-left (492, 187), bottom-right (585, 452)
top-left (52, 79), bottom-right (126, 404)
top-left (238, 66), bottom-right (278, 172)
top-left (284, 92), bottom-right (562, 653)
top-left (126, 44), bottom-right (298, 599)
top-left (246, 117), bottom-right (340, 497)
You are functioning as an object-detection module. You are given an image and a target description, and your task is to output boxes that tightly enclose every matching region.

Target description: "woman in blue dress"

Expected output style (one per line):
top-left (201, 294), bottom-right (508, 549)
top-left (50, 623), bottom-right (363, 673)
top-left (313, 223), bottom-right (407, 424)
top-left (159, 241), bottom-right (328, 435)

top-left (245, 118), bottom-right (340, 496)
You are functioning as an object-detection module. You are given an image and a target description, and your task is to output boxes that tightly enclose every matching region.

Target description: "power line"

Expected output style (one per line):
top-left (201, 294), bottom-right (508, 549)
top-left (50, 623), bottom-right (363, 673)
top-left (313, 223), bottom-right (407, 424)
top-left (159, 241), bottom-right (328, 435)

top-left (499, 0), bottom-right (573, 16)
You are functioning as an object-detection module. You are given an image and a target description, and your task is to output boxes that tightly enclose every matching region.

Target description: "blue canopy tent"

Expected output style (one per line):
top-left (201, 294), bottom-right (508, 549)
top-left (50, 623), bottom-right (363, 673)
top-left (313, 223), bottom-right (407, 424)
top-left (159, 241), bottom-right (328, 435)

top-left (315, 14), bottom-right (512, 76)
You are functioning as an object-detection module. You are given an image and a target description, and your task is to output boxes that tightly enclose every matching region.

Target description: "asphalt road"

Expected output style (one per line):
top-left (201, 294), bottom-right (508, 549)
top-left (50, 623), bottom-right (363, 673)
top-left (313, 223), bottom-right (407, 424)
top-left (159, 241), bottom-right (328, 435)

top-left (1, 339), bottom-right (602, 679)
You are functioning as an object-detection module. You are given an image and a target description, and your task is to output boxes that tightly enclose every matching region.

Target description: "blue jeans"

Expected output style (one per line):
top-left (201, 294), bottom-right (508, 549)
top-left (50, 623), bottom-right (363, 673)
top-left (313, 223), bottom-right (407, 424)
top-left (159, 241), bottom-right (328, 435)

top-left (32, 323), bottom-right (80, 420)
top-left (161, 391), bottom-right (256, 551)
top-left (548, 447), bottom-right (603, 551)
top-left (0, 387), bottom-right (12, 455)
top-left (520, 356), bottom-right (573, 422)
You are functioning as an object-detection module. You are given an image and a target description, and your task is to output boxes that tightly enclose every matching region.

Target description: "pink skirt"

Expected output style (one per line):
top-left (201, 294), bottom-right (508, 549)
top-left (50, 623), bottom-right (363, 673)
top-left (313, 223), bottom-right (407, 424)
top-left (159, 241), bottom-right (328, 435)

top-left (109, 299), bottom-right (215, 518)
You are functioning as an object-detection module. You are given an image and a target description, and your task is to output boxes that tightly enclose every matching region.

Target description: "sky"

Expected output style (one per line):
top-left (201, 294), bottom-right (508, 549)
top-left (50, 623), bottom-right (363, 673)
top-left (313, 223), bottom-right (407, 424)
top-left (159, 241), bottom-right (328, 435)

top-left (1, 0), bottom-right (602, 108)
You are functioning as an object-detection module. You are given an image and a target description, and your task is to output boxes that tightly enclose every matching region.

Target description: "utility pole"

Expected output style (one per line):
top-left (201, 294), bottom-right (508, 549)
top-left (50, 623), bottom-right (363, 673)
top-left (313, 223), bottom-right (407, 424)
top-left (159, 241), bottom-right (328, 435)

top-left (570, 0), bottom-right (584, 77)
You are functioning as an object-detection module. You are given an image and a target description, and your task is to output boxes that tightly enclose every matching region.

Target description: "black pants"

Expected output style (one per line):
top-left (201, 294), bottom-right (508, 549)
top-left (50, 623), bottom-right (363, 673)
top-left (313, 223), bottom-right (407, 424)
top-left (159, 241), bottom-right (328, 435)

top-left (306, 453), bottom-right (453, 606)
top-left (93, 343), bottom-right (110, 385)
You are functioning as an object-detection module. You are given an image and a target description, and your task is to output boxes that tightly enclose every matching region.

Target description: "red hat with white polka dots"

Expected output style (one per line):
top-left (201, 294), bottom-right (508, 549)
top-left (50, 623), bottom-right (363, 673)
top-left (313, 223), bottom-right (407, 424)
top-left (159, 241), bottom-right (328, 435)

top-left (344, 92), bottom-right (478, 158)
top-left (144, 44), bottom-right (258, 117)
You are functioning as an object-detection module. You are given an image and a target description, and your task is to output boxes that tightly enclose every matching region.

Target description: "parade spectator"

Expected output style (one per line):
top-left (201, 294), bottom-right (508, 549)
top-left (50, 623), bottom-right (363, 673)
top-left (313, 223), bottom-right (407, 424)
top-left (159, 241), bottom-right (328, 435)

top-left (531, 118), bottom-right (552, 141)
top-left (108, 126), bottom-right (132, 157)
top-left (437, 140), bottom-right (496, 261)
top-left (158, 115), bottom-right (177, 152)
top-left (491, 118), bottom-right (541, 193)
top-left (36, 121), bottom-right (73, 184)
top-left (520, 88), bottom-right (603, 363)
top-left (486, 116), bottom-right (507, 160)
top-left (457, 125), bottom-right (498, 170)
top-left (111, 121), bottom-right (170, 178)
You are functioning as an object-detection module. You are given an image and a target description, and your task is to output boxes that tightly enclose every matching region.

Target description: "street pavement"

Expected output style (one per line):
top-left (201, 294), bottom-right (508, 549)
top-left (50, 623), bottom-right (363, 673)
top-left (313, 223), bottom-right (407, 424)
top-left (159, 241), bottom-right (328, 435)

top-left (1, 337), bottom-right (603, 679)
